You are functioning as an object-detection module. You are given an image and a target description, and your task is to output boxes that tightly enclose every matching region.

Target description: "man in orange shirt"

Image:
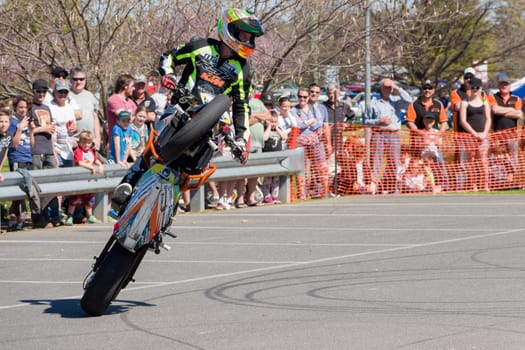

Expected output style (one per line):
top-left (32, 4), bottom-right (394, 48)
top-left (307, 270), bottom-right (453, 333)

top-left (405, 80), bottom-right (449, 190)
top-left (406, 80), bottom-right (448, 131)
top-left (406, 80), bottom-right (448, 155)
top-left (487, 73), bottom-right (523, 171)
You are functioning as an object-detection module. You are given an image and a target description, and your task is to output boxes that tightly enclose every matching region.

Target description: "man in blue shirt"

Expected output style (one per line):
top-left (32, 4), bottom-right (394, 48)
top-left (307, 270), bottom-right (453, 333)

top-left (364, 79), bottom-right (412, 193)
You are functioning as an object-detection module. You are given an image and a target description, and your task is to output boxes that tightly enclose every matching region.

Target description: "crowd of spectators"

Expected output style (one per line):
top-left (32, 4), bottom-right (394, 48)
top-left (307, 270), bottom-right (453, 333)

top-left (295, 68), bottom-right (525, 196)
top-left (1, 65), bottom-right (525, 231)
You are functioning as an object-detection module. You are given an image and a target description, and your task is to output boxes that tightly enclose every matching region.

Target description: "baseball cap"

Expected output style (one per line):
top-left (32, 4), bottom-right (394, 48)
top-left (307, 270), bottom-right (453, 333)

top-left (134, 74), bottom-right (147, 84)
top-left (497, 73), bottom-right (510, 84)
top-left (463, 67), bottom-right (476, 77)
top-left (54, 79), bottom-right (70, 92)
top-left (470, 77), bottom-right (483, 88)
top-left (51, 66), bottom-right (68, 78)
top-left (423, 112), bottom-right (435, 120)
top-left (422, 80), bottom-right (434, 89)
top-left (118, 110), bottom-right (131, 120)
top-left (32, 79), bottom-right (48, 91)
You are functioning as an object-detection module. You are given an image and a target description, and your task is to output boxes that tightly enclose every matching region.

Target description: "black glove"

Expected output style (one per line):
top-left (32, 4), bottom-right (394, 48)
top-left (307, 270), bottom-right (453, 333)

top-left (161, 74), bottom-right (177, 91)
top-left (232, 137), bottom-right (249, 165)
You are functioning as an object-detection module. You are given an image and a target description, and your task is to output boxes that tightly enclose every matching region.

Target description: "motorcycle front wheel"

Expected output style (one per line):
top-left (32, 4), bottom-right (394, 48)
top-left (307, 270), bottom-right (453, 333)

top-left (158, 93), bottom-right (230, 162)
top-left (80, 242), bottom-right (138, 316)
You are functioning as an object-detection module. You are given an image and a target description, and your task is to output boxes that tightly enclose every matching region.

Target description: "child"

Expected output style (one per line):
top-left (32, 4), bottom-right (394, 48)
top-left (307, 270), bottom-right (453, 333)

top-left (261, 111), bottom-right (287, 204)
top-left (65, 130), bottom-right (104, 225)
top-left (0, 110), bottom-right (13, 231)
top-left (108, 110), bottom-right (132, 168)
top-left (420, 113), bottom-right (448, 192)
top-left (276, 96), bottom-right (297, 144)
top-left (401, 159), bottom-right (432, 193)
top-left (130, 106), bottom-right (149, 161)
top-left (0, 110), bottom-right (13, 181)
top-left (420, 114), bottom-right (443, 161)
top-left (8, 96), bottom-right (32, 231)
top-left (488, 145), bottom-right (515, 190)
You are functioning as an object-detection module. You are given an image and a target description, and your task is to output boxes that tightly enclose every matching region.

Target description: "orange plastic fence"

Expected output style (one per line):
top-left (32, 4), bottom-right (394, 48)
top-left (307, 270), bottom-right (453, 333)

top-left (287, 124), bottom-right (523, 199)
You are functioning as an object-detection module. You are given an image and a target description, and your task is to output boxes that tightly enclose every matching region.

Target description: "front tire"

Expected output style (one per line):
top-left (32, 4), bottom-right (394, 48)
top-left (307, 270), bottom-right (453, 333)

top-left (158, 94), bottom-right (230, 162)
top-left (80, 243), bottom-right (137, 316)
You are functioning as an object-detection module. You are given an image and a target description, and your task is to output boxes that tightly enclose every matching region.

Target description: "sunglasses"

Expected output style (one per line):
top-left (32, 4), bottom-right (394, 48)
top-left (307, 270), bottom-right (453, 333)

top-left (54, 74), bottom-right (67, 79)
top-left (471, 86), bottom-right (481, 91)
top-left (57, 90), bottom-right (69, 95)
top-left (422, 87), bottom-right (434, 91)
top-left (298, 95), bottom-right (309, 99)
top-left (72, 77), bottom-right (86, 82)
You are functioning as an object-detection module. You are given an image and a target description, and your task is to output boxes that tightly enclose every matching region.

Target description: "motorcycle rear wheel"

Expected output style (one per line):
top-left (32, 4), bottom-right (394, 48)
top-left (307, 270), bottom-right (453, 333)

top-left (80, 242), bottom-right (137, 316)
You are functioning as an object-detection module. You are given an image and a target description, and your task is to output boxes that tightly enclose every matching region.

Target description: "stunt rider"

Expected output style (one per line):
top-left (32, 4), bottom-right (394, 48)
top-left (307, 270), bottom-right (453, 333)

top-left (111, 8), bottom-right (265, 212)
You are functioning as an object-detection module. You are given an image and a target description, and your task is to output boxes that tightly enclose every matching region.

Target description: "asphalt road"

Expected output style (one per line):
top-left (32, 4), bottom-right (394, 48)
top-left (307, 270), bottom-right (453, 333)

top-left (1, 194), bottom-right (525, 350)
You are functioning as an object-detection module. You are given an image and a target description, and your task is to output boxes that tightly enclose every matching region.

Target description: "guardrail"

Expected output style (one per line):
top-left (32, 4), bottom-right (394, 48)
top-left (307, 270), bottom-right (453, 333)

top-left (0, 148), bottom-right (304, 223)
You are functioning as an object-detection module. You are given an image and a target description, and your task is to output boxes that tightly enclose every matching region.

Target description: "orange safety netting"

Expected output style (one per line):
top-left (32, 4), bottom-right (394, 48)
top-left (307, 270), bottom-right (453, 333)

top-left (287, 124), bottom-right (523, 200)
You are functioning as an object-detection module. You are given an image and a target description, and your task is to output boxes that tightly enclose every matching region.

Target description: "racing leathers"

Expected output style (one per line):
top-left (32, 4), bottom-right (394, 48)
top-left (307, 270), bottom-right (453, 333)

top-left (110, 37), bottom-right (254, 213)
top-left (159, 36), bottom-right (253, 141)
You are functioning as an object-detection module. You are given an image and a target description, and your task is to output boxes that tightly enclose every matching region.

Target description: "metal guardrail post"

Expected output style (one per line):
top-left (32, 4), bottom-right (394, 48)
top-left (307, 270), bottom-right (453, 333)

top-left (94, 192), bottom-right (110, 223)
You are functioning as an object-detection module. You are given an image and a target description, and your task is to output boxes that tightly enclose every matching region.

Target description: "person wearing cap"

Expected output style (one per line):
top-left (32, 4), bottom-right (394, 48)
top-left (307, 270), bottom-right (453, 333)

top-left (406, 80), bottom-right (448, 133)
top-left (48, 79), bottom-right (77, 168)
top-left (450, 67), bottom-right (478, 132)
top-left (29, 79), bottom-right (59, 228)
top-left (131, 74), bottom-right (157, 127)
top-left (486, 73), bottom-right (522, 172)
top-left (29, 79), bottom-right (57, 171)
top-left (108, 109), bottom-right (132, 169)
top-left (420, 112), bottom-right (449, 191)
top-left (45, 66), bottom-right (83, 122)
top-left (458, 76), bottom-right (491, 192)
top-left (44, 67), bottom-right (68, 105)
top-left (405, 80), bottom-right (449, 190)
top-left (48, 79), bottom-right (80, 224)
top-left (363, 78), bottom-right (412, 192)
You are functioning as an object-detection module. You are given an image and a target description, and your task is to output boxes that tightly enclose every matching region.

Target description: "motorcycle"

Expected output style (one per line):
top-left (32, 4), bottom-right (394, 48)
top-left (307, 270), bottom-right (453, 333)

top-left (80, 86), bottom-right (243, 316)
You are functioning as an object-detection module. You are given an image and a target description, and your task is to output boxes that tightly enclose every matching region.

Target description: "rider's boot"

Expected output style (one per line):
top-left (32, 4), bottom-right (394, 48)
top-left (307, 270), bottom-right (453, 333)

top-left (110, 157), bottom-right (150, 214)
top-left (111, 183), bottom-right (133, 212)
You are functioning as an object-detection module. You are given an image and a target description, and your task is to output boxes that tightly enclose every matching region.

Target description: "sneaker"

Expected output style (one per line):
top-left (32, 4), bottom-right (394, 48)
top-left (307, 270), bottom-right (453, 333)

top-left (87, 215), bottom-right (100, 224)
top-left (108, 209), bottom-right (119, 220)
top-left (65, 215), bottom-right (73, 226)
top-left (263, 196), bottom-right (275, 204)
top-left (207, 196), bottom-right (219, 208)
top-left (111, 183), bottom-right (133, 212)
top-left (177, 205), bottom-right (190, 213)
top-left (60, 211), bottom-right (68, 224)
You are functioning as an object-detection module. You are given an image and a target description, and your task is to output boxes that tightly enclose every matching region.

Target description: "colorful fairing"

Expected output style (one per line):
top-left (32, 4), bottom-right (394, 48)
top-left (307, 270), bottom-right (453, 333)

top-left (114, 164), bottom-right (179, 252)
